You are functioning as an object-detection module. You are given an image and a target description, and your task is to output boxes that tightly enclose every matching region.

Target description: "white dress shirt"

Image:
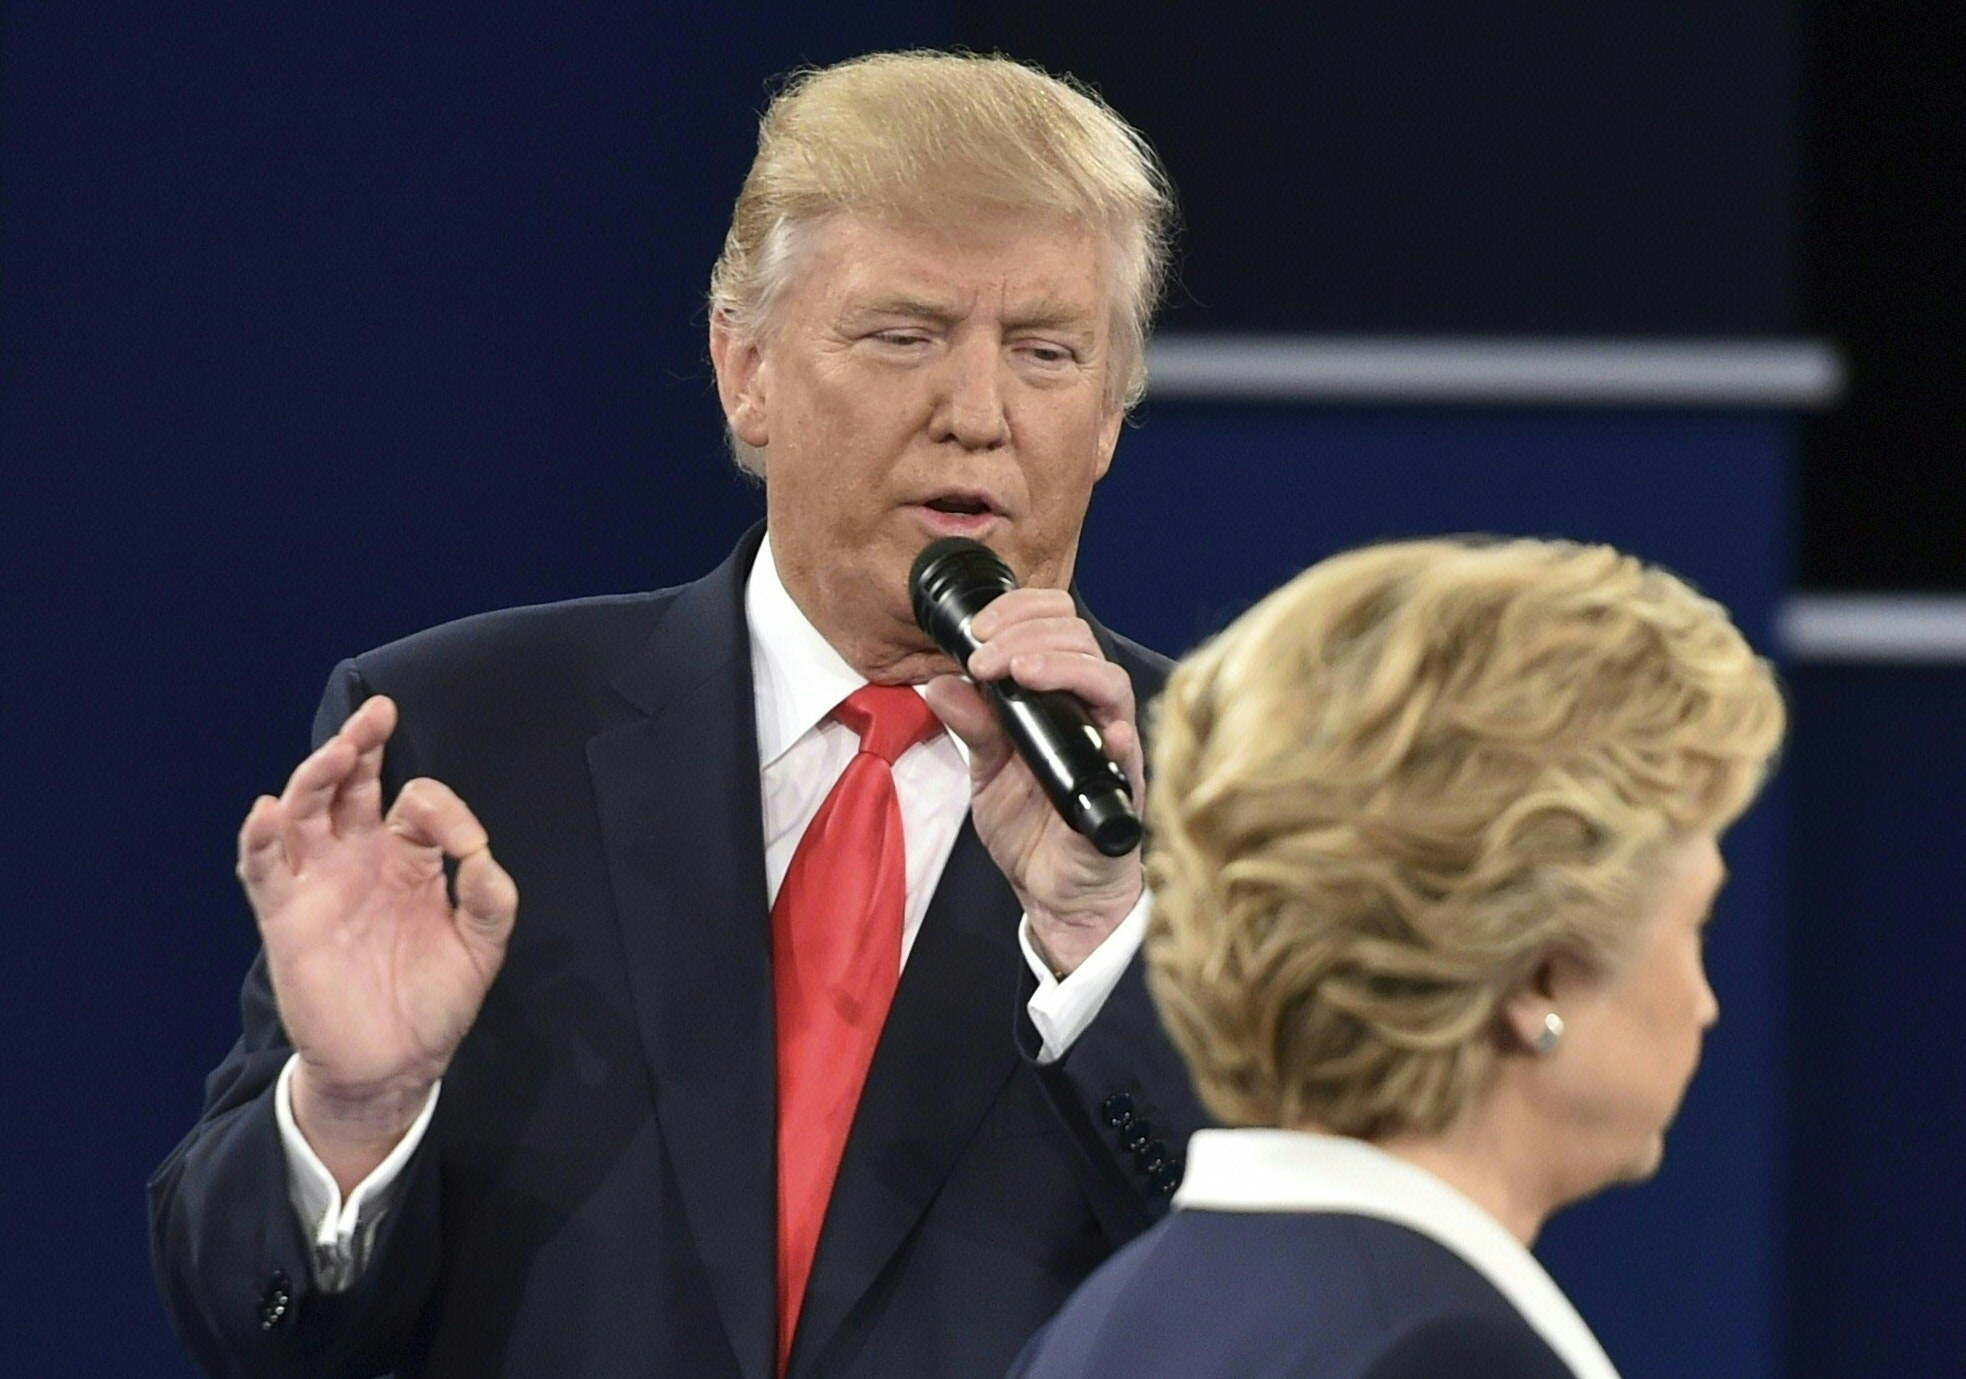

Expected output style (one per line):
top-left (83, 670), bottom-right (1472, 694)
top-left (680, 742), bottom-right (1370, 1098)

top-left (1174, 1128), bottom-right (1621, 1379)
top-left (278, 535), bottom-right (1149, 1290)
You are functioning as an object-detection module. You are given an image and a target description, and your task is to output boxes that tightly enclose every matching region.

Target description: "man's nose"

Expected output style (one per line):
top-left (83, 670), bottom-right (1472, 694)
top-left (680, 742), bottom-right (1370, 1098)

top-left (930, 337), bottom-right (1010, 450)
top-left (1697, 968), bottom-right (1720, 1031)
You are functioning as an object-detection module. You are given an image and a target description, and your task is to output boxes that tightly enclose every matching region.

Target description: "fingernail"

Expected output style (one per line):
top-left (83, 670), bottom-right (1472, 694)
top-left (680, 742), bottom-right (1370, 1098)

top-left (970, 609), bottom-right (997, 639)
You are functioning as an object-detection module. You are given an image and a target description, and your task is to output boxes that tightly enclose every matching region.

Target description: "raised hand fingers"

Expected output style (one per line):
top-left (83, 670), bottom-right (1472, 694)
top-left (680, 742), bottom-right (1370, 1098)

top-left (453, 846), bottom-right (519, 951)
top-left (384, 776), bottom-right (488, 858)
top-left (279, 696), bottom-right (398, 864)
top-left (388, 777), bottom-right (517, 959)
top-left (237, 794), bottom-right (295, 914)
top-left (281, 734), bottom-right (360, 865)
top-left (329, 696), bottom-right (398, 837)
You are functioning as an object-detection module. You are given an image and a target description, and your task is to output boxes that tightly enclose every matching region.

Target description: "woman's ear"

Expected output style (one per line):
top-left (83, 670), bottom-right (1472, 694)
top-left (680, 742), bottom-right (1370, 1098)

top-left (1503, 952), bottom-right (1598, 1053)
top-left (709, 313), bottom-right (771, 448)
top-left (1503, 970), bottom-right (1556, 1053)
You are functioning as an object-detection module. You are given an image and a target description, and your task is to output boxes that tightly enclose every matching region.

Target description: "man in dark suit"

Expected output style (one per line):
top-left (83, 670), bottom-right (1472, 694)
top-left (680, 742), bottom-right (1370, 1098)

top-left (149, 50), bottom-right (1207, 1379)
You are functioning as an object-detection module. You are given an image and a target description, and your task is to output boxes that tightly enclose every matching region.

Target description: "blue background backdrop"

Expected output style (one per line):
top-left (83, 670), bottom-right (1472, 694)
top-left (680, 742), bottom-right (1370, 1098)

top-left (3, 4), bottom-right (1956, 1376)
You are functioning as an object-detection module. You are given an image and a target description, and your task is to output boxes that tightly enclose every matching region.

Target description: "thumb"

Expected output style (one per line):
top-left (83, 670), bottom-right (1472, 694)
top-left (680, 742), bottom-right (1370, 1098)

top-left (921, 675), bottom-right (1015, 780)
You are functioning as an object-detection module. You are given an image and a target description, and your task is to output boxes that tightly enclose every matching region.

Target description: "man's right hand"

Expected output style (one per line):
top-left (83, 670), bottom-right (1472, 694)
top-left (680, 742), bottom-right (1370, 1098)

top-left (236, 695), bottom-right (518, 1197)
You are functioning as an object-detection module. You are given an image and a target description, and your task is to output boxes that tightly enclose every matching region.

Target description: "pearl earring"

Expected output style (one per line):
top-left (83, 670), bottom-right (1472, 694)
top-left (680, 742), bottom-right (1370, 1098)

top-left (1532, 1011), bottom-right (1564, 1055)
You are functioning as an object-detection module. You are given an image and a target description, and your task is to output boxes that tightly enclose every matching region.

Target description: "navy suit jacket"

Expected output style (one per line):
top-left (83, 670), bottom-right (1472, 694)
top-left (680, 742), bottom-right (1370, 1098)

top-left (1008, 1210), bottom-right (1577, 1379)
top-left (149, 526), bottom-right (1209, 1379)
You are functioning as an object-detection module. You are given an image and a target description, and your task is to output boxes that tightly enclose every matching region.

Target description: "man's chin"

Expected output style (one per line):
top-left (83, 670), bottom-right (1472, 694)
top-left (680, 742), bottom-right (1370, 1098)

top-left (860, 584), bottom-right (964, 683)
top-left (863, 646), bottom-right (966, 687)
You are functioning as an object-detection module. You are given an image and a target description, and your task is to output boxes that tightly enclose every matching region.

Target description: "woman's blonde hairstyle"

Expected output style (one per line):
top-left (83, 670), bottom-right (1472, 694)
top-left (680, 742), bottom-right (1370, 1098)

top-left (708, 50), bottom-right (1175, 476)
top-left (1145, 538), bottom-right (1785, 1139)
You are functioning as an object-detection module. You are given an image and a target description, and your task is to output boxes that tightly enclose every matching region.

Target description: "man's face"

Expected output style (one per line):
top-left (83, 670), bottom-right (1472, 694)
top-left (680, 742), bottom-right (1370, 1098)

top-left (711, 210), bottom-right (1125, 681)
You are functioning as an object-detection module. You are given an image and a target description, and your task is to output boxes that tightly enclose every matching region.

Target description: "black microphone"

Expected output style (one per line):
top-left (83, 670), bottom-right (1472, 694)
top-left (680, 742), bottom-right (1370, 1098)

top-left (910, 537), bottom-right (1143, 858)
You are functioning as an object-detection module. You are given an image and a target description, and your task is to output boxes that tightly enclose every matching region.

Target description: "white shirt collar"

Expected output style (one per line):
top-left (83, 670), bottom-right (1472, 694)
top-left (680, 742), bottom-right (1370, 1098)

top-left (745, 535), bottom-right (870, 770)
top-left (1174, 1128), bottom-right (1620, 1379)
top-left (744, 534), bottom-right (964, 770)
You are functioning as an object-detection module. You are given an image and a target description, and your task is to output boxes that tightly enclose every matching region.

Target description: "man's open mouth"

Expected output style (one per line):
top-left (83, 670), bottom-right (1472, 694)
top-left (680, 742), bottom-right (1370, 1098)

top-left (923, 494), bottom-right (995, 516)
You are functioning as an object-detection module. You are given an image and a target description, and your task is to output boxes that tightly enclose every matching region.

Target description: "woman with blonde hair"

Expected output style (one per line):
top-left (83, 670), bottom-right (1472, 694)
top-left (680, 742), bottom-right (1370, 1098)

top-left (1010, 537), bottom-right (1784, 1379)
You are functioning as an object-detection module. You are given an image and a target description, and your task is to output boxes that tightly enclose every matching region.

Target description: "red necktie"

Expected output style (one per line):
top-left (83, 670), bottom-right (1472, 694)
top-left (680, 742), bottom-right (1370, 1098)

top-left (772, 684), bottom-right (942, 1375)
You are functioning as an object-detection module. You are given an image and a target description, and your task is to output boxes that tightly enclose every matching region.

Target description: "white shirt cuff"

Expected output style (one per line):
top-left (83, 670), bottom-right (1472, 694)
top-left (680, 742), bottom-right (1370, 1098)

top-left (274, 1053), bottom-right (440, 1293)
top-left (1018, 889), bottom-right (1151, 1064)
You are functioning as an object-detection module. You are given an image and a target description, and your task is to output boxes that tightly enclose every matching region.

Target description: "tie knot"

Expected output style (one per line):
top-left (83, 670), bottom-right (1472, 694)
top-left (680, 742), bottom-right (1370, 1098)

top-left (833, 684), bottom-right (942, 766)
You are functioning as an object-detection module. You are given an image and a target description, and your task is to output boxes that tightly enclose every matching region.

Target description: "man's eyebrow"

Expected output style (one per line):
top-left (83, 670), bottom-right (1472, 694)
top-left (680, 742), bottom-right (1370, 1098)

top-left (840, 295), bottom-right (1100, 334)
top-left (842, 295), bottom-right (962, 324)
top-left (1002, 299), bottom-right (1099, 333)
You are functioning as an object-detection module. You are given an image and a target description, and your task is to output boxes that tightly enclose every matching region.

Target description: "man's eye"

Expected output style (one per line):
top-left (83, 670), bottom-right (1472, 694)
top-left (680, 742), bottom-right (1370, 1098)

top-left (1020, 343), bottom-right (1075, 365)
top-left (873, 331), bottom-right (930, 348)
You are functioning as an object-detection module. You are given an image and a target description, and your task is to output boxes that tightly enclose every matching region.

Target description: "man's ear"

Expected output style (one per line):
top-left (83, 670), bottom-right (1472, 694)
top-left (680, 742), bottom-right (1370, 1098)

top-left (709, 312), bottom-right (770, 448)
top-left (1092, 405), bottom-right (1124, 481)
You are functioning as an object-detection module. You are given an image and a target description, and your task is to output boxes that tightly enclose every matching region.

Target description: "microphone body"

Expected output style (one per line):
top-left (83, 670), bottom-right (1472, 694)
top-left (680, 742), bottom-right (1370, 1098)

top-left (910, 538), bottom-right (1143, 858)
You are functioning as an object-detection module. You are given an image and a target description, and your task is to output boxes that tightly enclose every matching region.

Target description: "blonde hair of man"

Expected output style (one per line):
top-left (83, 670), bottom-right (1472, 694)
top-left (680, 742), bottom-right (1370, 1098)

top-left (708, 50), bottom-right (1175, 476)
top-left (1144, 537), bottom-right (1786, 1139)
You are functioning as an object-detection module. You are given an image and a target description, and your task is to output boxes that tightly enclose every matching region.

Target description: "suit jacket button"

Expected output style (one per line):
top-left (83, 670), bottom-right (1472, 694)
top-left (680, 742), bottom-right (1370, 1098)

top-left (1149, 1159), bottom-right (1183, 1196)
top-left (1135, 1139), bottom-right (1168, 1173)
top-left (259, 1272), bottom-right (293, 1332)
top-left (1101, 1092), bottom-right (1136, 1127)
top-left (1119, 1117), bottom-right (1152, 1151)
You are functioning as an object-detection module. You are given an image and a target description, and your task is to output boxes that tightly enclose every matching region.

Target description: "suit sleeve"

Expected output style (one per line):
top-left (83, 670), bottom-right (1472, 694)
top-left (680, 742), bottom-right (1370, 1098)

top-left (1013, 944), bottom-right (1211, 1241)
top-left (147, 660), bottom-right (444, 1378)
top-left (1007, 631), bottom-right (1213, 1241)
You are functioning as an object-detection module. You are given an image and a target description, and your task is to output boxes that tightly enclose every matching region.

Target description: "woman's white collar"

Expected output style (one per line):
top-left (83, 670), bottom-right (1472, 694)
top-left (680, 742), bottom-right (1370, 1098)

top-left (1174, 1128), bottom-right (1620, 1379)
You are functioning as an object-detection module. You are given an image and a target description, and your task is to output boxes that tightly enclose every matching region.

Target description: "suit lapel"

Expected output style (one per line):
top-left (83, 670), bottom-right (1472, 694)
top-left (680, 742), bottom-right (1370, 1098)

top-left (787, 817), bottom-right (1025, 1376)
top-left (586, 536), bottom-right (1148, 1379)
top-left (587, 527), bottom-right (777, 1379)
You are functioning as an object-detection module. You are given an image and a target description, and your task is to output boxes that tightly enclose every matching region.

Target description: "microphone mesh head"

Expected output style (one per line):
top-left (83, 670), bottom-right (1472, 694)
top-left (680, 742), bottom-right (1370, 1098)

top-left (910, 538), bottom-right (1017, 649)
